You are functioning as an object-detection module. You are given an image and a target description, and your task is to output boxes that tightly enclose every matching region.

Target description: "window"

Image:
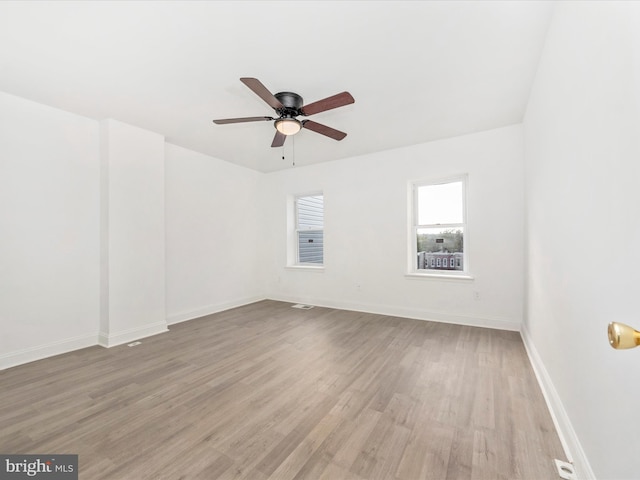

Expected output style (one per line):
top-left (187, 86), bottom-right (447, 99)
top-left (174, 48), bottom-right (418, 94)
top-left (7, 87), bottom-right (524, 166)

top-left (295, 194), bottom-right (324, 265)
top-left (412, 176), bottom-right (467, 274)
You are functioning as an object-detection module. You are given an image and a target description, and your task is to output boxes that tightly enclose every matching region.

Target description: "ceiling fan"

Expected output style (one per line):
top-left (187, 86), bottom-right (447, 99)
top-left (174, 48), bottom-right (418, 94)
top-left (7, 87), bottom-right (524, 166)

top-left (213, 77), bottom-right (355, 147)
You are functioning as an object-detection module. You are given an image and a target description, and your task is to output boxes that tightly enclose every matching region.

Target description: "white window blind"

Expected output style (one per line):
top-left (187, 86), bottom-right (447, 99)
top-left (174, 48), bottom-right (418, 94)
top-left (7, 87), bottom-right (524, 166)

top-left (296, 195), bottom-right (324, 265)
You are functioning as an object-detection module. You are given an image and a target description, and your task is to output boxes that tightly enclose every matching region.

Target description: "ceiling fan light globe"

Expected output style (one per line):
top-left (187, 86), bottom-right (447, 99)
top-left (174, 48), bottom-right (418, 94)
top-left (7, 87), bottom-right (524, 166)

top-left (275, 118), bottom-right (302, 136)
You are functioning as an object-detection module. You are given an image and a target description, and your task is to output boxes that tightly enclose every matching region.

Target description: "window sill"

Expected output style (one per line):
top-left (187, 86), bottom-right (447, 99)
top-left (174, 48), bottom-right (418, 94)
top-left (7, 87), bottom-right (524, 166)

top-left (286, 265), bottom-right (325, 272)
top-left (405, 272), bottom-right (474, 281)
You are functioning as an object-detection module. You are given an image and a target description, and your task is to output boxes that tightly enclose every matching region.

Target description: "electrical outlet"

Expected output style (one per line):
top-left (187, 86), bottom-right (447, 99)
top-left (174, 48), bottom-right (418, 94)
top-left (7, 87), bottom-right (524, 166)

top-left (554, 459), bottom-right (576, 480)
top-left (474, 291), bottom-right (481, 301)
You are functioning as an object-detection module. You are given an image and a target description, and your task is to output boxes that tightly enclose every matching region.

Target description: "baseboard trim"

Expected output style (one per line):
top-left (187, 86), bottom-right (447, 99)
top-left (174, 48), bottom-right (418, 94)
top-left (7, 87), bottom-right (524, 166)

top-left (166, 296), bottom-right (266, 325)
top-left (520, 325), bottom-right (595, 480)
top-left (98, 321), bottom-right (168, 348)
top-left (266, 295), bottom-right (521, 331)
top-left (0, 333), bottom-right (98, 371)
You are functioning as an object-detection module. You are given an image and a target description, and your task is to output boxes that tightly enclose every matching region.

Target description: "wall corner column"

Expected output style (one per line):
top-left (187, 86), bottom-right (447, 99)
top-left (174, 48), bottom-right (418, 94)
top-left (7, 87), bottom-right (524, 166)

top-left (99, 119), bottom-right (167, 347)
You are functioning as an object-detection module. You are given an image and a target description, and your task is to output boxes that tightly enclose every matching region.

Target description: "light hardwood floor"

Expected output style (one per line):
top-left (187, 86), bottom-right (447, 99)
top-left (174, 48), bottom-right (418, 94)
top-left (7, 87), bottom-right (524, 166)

top-left (0, 300), bottom-right (565, 479)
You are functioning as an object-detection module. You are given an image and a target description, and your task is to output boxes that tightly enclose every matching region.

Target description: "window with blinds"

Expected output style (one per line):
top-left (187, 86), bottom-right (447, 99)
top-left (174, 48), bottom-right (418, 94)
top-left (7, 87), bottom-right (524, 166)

top-left (295, 195), bottom-right (324, 265)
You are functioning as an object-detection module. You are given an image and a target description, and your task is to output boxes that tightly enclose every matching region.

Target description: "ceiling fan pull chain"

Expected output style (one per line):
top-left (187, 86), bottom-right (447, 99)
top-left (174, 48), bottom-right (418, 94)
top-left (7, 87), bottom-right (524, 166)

top-left (292, 134), bottom-right (295, 167)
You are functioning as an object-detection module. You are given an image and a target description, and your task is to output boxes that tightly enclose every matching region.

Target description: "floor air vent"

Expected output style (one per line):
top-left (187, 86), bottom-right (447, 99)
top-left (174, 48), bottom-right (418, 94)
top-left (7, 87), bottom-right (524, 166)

top-left (292, 304), bottom-right (314, 310)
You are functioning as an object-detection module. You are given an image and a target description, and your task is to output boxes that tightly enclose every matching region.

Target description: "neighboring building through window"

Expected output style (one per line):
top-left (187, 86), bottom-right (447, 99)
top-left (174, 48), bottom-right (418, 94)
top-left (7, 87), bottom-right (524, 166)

top-left (295, 194), bottom-right (324, 265)
top-left (412, 176), bottom-right (466, 274)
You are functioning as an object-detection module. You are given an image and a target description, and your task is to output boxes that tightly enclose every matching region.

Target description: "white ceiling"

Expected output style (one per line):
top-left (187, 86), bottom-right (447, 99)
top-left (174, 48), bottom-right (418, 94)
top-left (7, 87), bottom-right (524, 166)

top-left (0, 1), bottom-right (554, 172)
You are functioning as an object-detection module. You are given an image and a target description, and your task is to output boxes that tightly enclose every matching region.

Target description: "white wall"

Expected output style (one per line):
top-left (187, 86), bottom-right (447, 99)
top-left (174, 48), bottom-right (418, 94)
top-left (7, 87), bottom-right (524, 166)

top-left (262, 125), bottom-right (525, 330)
top-left (523, 2), bottom-right (640, 478)
top-left (165, 143), bottom-right (263, 324)
top-left (99, 119), bottom-right (167, 346)
top-left (0, 89), bottom-right (266, 367)
top-left (0, 91), bottom-right (100, 368)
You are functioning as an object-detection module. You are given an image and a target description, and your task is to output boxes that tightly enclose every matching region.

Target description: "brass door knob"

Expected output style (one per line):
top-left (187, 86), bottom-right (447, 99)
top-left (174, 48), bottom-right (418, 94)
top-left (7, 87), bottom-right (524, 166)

top-left (608, 322), bottom-right (640, 349)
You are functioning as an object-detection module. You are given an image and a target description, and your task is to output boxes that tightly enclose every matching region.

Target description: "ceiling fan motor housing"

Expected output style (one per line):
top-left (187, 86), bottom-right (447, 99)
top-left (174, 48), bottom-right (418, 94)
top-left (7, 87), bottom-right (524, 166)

top-left (275, 91), bottom-right (303, 117)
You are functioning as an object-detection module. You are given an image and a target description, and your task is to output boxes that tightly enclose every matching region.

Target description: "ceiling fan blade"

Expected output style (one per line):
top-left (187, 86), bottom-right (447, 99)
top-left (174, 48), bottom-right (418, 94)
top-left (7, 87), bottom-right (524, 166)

top-left (212, 116), bottom-right (273, 125)
top-left (301, 92), bottom-right (355, 116)
top-left (240, 77), bottom-right (284, 110)
top-left (302, 120), bottom-right (347, 141)
top-left (271, 131), bottom-right (286, 148)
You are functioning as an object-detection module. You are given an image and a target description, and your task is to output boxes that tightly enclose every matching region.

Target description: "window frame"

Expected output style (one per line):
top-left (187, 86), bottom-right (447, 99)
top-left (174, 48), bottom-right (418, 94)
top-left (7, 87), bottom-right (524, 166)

top-left (408, 175), bottom-right (471, 279)
top-left (288, 192), bottom-right (325, 269)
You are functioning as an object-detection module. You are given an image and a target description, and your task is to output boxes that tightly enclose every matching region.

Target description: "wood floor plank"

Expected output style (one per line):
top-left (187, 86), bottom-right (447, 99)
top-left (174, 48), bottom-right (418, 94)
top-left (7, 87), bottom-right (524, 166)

top-left (395, 419), bottom-right (454, 480)
top-left (268, 413), bottom-right (343, 480)
top-left (330, 407), bottom-right (382, 471)
top-left (0, 300), bottom-right (566, 479)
